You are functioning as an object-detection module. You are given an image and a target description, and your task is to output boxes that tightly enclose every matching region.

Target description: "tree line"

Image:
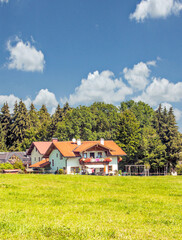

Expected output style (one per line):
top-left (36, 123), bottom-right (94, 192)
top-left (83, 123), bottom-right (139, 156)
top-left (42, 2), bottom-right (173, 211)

top-left (0, 100), bottom-right (181, 171)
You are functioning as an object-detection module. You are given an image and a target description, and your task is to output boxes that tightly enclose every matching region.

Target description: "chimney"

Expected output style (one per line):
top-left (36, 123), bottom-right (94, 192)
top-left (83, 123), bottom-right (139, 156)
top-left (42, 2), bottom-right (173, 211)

top-left (77, 139), bottom-right (81, 146)
top-left (52, 138), bottom-right (58, 143)
top-left (100, 138), bottom-right (104, 145)
top-left (72, 138), bottom-right (76, 143)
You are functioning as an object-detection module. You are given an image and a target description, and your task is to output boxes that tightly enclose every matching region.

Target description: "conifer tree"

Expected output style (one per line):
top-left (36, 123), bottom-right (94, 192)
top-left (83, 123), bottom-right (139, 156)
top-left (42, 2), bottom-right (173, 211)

top-left (166, 107), bottom-right (182, 167)
top-left (10, 100), bottom-right (30, 150)
top-left (0, 123), bottom-right (7, 151)
top-left (37, 105), bottom-right (51, 141)
top-left (48, 104), bottom-right (63, 139)
top-left (0, 103), bottom-right (11, 148)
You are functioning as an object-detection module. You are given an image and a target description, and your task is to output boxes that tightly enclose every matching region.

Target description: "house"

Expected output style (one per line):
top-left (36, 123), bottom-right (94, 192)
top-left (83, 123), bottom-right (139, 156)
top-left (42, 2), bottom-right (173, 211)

top-left (0, 152), bottom-right (31, 167)
top-left (30, 138), bottom-right (126, 175)
top-left (27, 141), bottom-right (52, 165)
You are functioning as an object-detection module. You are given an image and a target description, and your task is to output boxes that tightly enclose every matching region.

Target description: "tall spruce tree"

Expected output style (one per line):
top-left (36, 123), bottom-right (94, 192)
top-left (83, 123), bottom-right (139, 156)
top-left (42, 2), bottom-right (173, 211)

top-left (166, 107), bottom-right (182, 167)
top-left (47, 104), bottom-right (63, 139)
top-left (0, 123), bottom-right (7, 151)
top-left (0, 103), bottom-right (11, 148)
top-left (10, 100), bottom-right (30, 151)
top-left (37, 105), bottom-right (51, 141)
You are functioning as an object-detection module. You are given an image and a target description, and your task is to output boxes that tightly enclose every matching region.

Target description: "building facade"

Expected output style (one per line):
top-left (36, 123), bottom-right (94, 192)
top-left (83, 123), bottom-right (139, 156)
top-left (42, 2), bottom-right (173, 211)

top-left (30, 139), bottom-right (126, 174)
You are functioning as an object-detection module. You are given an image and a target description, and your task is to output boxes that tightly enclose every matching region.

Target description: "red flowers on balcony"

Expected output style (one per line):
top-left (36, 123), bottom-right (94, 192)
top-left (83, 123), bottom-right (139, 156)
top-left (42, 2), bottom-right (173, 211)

top-left (80, 157), bottom-right (112, 163)
top-left (104, 158), bottom-right (112, 162)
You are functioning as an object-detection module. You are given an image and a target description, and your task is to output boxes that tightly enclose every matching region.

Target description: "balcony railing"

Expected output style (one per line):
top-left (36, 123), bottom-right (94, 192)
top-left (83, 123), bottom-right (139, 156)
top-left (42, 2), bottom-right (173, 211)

top-left (80, 157), bottom-right (112, 164)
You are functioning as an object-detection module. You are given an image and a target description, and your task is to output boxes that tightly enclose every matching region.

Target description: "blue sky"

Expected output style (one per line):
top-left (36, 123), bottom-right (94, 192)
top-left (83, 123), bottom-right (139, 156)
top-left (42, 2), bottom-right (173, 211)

top-left (0, 0), bottom-right (182, 131)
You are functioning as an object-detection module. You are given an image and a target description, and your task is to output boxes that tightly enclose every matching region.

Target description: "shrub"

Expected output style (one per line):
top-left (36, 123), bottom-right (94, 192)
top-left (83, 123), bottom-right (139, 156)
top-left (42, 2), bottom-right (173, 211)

top-left (13, 160), bottom-right (25, 170)
top-left (176, 164), bottom-right (182, 175)
top-left (0, 163), bottom-right (13, 170)
top-left (59, 169), bottom-right (64, 174)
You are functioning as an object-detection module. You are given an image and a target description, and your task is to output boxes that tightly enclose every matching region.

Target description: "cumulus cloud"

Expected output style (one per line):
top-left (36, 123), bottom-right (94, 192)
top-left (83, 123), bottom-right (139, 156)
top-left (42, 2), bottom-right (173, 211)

top-left (161, 102), bottom-right (182, 121)
top-left (33, 89), bottom-right (58, 108)
top-left (0, 89), bottom-right (58, 114)
top-left (123, 61), bottom-right (154, 90)
top-left (61, 70), bottom-right (133, 105)
top-left (6, 37), bottom-right (45, 72)
top-left (130, 0), bottom-right (182, 22)
top-left (0, 94), bottom-right (20, 112)
top-left (134, 77), bottom-right (182, 106)
top-left (0, 0), bottom-right (9, 3)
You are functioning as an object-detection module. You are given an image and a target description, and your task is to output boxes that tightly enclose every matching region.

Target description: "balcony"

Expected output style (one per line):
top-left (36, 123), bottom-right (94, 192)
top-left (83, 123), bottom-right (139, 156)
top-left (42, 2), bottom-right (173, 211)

top-left (79, 157), bottom-right (112, 164)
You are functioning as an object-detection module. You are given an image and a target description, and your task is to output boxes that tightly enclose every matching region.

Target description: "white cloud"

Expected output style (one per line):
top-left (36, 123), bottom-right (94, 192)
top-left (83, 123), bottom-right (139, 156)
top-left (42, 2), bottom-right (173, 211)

top-left (61, 70), bottom-right (133, 105)
top-left (0, 0), bottom-right (9, 3)
top-left (24, 97), bottom-right (32, 109)
top-left (123, 62), bottom-right (152, 90)
top-left (130, 0), bottom-right (182, 22)
top-left (6, 37), bottom-right (45, 72)
top-left (33, 89), bottom-right (58, 108)
top-left (0, 94), bottom-right (20, 112)
top-left (134, 77), bottom-right (182, 106)
top-left (161, 102), bottom-right (182, 121)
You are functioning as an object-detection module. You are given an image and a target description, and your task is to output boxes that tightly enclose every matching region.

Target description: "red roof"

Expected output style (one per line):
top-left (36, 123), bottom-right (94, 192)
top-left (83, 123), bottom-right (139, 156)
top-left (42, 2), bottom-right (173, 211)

top-left (44, 140), bottom-right (126, 158)
top-left (30, 159), bottom-right (50, 168)
top-left (27, 142), bottom-right (52, 155)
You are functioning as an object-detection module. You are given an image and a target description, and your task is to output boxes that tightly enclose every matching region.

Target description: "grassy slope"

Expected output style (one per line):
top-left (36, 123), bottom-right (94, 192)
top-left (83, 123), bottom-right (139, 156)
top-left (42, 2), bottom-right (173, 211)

top-left (0, 175), bottom-right (181, 240)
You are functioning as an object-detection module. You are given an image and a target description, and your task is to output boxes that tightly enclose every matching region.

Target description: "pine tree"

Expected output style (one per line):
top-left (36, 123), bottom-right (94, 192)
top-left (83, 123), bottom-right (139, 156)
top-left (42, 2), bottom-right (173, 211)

top-left (47, 104), bottom-right (63, 139)
top-left (29, 103), bottom-right (40, 128)
top-left (10, 100), bottom-right (30, 151)
top-left (166, 107), bottom-right (182, 167)
top-left (0, 123), bottom-right (7, 151)
top-left (37, 105), bottom-right (51, 141)
top-left (0, 103), bottom-right (11, 148)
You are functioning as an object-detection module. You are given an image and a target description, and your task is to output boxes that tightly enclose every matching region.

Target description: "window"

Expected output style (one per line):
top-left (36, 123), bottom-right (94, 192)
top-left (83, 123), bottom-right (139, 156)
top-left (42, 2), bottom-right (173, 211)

top-left (56, 153), bottom-right (58, 158)
top-left (52, 160), bottom-right (54, 166)
top-left (90, 152), bottom-right (95, 158)
top-left (71, 167), bottom-right (79, 173)
top-left (84, 153), bottom-right (87, 158)
top-left (34, 157), bottom-right (36, 162)
top-left (108, 166), bottom-right (112, 172)
top-left (39, 157), bottom-right (40, 162)
top-left (98, 152), bottom-right (102, 158)
top-left (60, 154), bottom-right (63, 160)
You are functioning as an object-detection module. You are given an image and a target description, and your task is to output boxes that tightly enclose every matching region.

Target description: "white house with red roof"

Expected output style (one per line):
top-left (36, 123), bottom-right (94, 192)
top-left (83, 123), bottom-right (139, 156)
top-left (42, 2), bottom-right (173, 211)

top-left (29, 138), bottom-right (126, 175)
top-left (27, 141), bottom-right (52, 165)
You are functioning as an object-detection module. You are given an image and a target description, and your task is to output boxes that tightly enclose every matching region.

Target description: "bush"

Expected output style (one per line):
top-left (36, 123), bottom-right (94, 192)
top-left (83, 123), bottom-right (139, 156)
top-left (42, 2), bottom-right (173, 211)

top-left (0, 163), bottom-right (13, 170)
top-left (13, 160), bottom-right (25, 171)
top-left (59, 169), bottom-right (64, 174)
top-left (176, 164), bottom-right (182, 175)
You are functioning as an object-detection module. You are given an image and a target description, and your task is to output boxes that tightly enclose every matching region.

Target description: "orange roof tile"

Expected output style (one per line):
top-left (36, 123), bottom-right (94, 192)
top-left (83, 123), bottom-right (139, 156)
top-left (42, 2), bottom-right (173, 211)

top-left (30, 159), bottom-right (50, 168)
top-left (44, 140), bottom-right (126, 158)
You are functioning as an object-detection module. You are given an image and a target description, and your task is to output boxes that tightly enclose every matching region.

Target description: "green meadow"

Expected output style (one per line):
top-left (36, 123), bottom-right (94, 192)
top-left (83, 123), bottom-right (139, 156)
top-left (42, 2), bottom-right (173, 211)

top-left (0, 175), bottom-right (182, 240)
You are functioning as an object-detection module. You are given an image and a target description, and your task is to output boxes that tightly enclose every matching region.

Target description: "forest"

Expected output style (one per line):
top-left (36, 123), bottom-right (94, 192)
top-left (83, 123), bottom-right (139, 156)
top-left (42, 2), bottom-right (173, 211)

top-left (0, 100), bottom-right (181, 171)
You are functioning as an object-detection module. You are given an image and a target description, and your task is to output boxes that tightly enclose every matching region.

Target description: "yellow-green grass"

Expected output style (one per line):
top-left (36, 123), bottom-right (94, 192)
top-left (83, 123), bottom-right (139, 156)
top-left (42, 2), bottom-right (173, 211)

top-left (0, 175), bottom-right (182, 240)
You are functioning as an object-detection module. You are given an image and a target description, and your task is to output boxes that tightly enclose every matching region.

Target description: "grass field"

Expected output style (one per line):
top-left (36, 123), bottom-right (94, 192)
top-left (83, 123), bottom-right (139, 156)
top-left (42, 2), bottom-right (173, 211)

top-left (0, 175), bottom-right (182, 240)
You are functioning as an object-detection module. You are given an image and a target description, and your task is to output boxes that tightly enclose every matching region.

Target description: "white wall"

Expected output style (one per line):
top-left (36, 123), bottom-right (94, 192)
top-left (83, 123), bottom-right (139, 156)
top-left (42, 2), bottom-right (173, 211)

top-left (31, 147), bottom-right (43, 165)
top-left (67, 157), bottom-right (80, 174)
top-left (109, 156), bottom-right (118, 172)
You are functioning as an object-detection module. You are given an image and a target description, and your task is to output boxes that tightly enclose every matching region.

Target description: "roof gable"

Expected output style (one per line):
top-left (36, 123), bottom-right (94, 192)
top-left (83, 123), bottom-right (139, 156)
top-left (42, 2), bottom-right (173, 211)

top-left (27, 142), bottom-right (52, 155)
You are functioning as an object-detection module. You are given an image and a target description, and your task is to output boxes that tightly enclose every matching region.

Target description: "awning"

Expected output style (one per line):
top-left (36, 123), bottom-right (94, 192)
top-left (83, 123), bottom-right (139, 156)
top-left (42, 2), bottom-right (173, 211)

top-left (85, 165), bottom-right (105, 168)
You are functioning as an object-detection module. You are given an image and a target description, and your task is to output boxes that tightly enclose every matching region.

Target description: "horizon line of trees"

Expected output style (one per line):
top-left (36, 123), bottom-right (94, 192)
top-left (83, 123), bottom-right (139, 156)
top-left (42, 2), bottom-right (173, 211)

top-left (0, 100), bottom-right (181, 171)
